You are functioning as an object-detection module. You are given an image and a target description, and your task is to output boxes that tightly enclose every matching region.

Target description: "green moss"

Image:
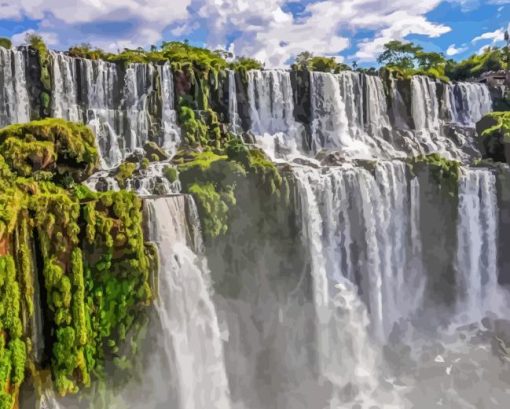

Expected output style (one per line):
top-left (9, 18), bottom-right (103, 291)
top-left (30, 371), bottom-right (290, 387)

top-left (409, 153), bottom-right (461, 196)
top-left (0, 119), bottom-right (155, 401)
top-left (162, 166), bottom-right (178, 183)
top-left (0, 255), bottom-right (26, 409)
top-left (178, 143), bottom-right (283, 240)
top-left (114, 162), bottom-right (137, 188)
top-left (0, 38), bottom-right (11, 49)
top-left (480, 112), bottom-right (510, 143)
top-left (0, 119), bottom-right (99, 181)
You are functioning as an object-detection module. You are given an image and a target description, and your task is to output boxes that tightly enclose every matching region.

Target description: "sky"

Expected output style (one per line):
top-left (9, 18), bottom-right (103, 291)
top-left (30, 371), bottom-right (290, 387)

top-left (0, 0), bottom-right (509, 67)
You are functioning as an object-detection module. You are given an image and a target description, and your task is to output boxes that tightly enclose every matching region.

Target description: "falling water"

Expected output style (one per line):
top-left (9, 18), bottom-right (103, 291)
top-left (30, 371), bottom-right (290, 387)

top-left (228, 70), bottom-right (241, 134)
top-left (158, 63), bottom-right (181, 152)
top-left (143, 196), bottom-right (231, 409)
top-left (247, 69), bottom-right (303, 157)
top-left (293, 162), bottom-right (425, 341)
top-left (0, 47), bottom-right (30, 126)
top-left (456, 168), bottom-right (501, 320)
top-left (49, 52), bottom-right (180, 168)
top-left (446, 82), bottom-right (493, 127)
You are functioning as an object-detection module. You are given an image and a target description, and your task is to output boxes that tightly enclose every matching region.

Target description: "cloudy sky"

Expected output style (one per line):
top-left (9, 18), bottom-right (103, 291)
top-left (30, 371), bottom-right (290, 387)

top-left (1, 0), bottom-right (509, 67)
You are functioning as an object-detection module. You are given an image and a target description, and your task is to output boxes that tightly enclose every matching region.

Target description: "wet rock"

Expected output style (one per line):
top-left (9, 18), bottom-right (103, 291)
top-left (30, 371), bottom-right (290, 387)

top-left (144, 141), bottom-right (170, 162)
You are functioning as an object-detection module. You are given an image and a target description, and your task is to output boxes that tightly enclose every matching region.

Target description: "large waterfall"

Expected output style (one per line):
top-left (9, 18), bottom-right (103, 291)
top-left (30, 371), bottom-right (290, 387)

top-left (1, 45), bottom-right (510, 409)
top-left (141, 196), bottom-right (231, 409)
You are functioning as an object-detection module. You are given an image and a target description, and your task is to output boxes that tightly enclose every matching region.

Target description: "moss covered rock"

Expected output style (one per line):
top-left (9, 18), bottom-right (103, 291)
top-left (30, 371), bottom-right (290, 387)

top-left (0, 119), bottom-right (100, 182)
top-left (0, 119), bottom-right (154, 406)
top-left (476, 112), bottom-right (510, 164)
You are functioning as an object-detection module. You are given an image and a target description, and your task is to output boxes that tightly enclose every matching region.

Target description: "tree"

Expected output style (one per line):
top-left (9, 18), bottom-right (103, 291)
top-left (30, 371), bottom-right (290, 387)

top-left (377, 40), bottom-right (422, 70)
top-left (0, 37), bottom-right (11, 49)
top-left (416, 51), bottom-right (446, 70)
top-left (292, 52), bottom-right (350, 73)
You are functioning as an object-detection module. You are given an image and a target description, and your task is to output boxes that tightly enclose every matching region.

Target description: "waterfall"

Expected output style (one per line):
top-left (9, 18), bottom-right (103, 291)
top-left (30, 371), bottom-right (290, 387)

top-left (456, 169), bottom-right (502, 320)
top-left (0, 47), bottom-right (30, 126)
top-left (247, 69), bottom-right (302, 157)
top-left (228, 70), bottom-right (241, 134)
top-left (49, 52), bottom-right (180, 168)
top-left (446, 82), bottom-right (493, 127)
top-left (310, 72), bottom-right (399, 159)
top-left (293, 162), bottom-right (424, 341)
top-left (158, 63), bottom-right (181, 152)
top-left (411, 76), bottom-right (440, 132)
top-left (294, 164), bottom-right (410, 407)
top-left (143, 196), bottom-right (231, 409)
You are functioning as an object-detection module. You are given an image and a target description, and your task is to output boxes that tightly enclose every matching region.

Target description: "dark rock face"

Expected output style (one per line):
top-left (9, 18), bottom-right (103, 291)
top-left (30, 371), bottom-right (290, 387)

top-left (496, 166), bottom-right (510, 285)
top-left (476, 114), bottom-right (509, 164)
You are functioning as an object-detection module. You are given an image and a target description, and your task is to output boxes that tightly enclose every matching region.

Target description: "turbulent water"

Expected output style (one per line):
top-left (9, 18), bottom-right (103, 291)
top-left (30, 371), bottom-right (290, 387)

top-left (50, 51), bottom-right (180, 168)
top-left (0, 47), bottom-right (30, 126)
top-left (140, 196), bottom-right (231, 409)
top-left (1, 47), bottom-right (509, 408)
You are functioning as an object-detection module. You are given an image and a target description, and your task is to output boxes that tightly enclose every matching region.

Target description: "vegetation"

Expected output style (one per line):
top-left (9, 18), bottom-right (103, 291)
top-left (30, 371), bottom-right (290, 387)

top-left (176, 138), bottom-right (283, 240)
top-left (376, 40), bottom-right (449, 81)
top-left (445, 46), bottom-right (506, 81)
top-left (0, 119), bottom-right (154, 406)
top-left (476, 112), bottom-right (510, 163)
top-left (292, 51), bottom-right (350, 73)
top-left (408, 153), bottom-right (461, 196)
top-left (0, 38), bottom-right (11, 49)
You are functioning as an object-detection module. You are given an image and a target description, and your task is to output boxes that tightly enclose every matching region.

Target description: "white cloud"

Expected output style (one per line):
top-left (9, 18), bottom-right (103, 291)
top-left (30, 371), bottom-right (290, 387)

top-left (4, 0), bottom-right (192, 51)
top-left (472, 24), bottom-right (509, 44)
top-left (11, 29), bottom-right (59, 47)
top-left (3, 0), bottom-right (453, 66)
top-left (192, 0), bottom-right (451, 66)
top-left (446, 43), bottom-right (468, 56)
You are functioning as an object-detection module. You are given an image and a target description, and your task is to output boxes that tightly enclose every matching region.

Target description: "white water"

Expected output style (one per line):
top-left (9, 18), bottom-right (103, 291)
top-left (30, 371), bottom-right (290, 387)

top-left (0, 47), bottom-right (30, 126)
top-left (228, 70), bottom-right (242, 134)
top-left (294, 162), bottom-right (425, 341)
top-left (49, 52), bottom-right (180, 168)
top-left (143, 196), bottom-right (231, 409)
top-left (247, 70), bottom-right (303, 158)
top-left (456, 168), bottom-right (503, 321)
top-left (446, 82), bottom-right (493, 127)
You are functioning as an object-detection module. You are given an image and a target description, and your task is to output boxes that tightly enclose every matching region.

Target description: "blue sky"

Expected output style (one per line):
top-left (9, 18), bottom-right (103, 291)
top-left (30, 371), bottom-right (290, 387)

top-left (1, 0), bottom-right (509, 67)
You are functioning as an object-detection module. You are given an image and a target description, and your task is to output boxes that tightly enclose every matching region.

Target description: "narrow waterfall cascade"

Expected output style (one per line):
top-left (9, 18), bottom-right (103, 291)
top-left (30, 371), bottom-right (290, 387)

top-left (228, 70), bottom-right (241, 134)
top-left (0, 47), bottom-right (30, 126)
top-left (247, 69), bottom-right (303, 158)
top-left (141, 196), bottom-right (231, 409)
top-left (50, 52), bottom-right (180, 168)
top-left (310, 71), bottom-right (398, 159)
top-left (446, 82), bottom-right (493, 127)
top-left (456, 169), bottom-right (504, 320)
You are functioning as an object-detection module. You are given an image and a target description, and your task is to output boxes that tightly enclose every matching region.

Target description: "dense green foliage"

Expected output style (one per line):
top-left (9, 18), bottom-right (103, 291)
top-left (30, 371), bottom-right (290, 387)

top-left (292, 51), bottom-right (350, 73)
top-left (376, 40), bottom-right (507, 81)
top-left (376, 40), bottom-right (448, 81)
top-left (0, 38), bottom-right (11, 49)
top-left (66, 41), bottom-right (263, 75)
top-left (445, 46), bottom-right (506, 81)
top-left (26, 33), bottom-right (52, 117)
top-left (0, 119), bottom-right (154, 406)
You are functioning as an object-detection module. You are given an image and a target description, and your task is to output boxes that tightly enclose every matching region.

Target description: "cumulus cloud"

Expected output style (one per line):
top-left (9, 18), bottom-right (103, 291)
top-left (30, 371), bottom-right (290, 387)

top-left (3, 0), bottom-right (191, 51)
top-left (3, 0), bottom-right (453, 66)
top-left (472, 24), bottom-right (509, 45)
top-left (192, 0), bottom-right (451, 66)
top-left (446, 43), bottom-right (468, 56)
